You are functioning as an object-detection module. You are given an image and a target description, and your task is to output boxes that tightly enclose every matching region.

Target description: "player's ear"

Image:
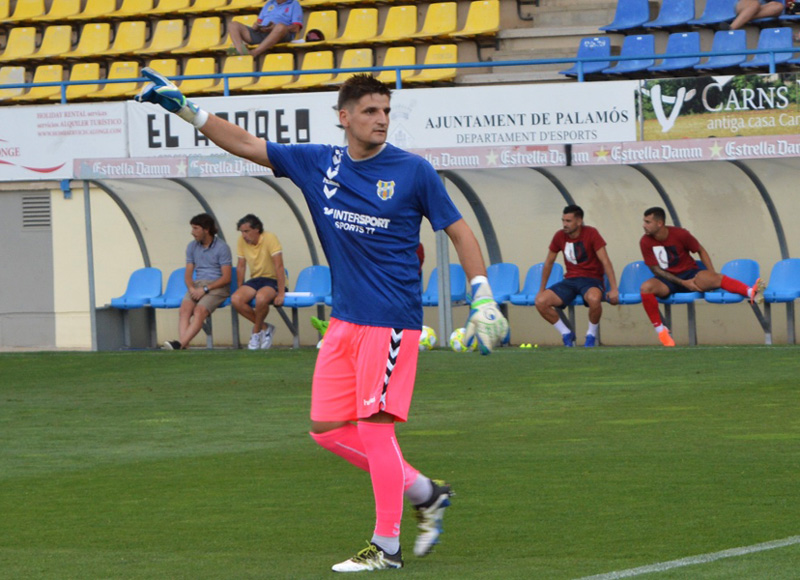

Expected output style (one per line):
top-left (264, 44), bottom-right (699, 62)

top-left (338, 107), bottom-right (349, 128)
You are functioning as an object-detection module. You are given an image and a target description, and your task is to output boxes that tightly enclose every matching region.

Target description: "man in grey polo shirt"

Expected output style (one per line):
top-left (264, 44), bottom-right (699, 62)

top-left (164, 213), bottom-right (232, 350)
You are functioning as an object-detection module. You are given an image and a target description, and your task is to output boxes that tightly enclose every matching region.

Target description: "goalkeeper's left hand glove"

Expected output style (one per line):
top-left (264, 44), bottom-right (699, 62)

top-left (464, 275), bottom-right (509, 355)
top-left (134, 67), bottom-right (209, 129)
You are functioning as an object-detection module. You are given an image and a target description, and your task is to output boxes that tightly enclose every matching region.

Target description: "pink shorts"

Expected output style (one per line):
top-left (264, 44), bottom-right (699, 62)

top-left (310, 318), bottom-right (421, 423)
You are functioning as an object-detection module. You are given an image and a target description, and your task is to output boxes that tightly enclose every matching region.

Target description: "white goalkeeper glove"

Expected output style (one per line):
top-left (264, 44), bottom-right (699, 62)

top-left (465, 275), bottom-right (509, 355)
top-left (134, 67), bottom-right (209, 129)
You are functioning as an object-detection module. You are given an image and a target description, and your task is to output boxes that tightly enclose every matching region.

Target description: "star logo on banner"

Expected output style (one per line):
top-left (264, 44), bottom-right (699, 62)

top-left (485, 149), bottom-right (498, 166)
top-left (594, 146), bottom-right (609, 162)
top-left (708, 140), bottom-right (722, 159)
top-left (176, 160), bottom-right (187, 175)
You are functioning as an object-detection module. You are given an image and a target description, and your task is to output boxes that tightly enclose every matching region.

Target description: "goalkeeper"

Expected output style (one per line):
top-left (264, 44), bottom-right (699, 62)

top-left (136, 70), bottom-right (508, 573)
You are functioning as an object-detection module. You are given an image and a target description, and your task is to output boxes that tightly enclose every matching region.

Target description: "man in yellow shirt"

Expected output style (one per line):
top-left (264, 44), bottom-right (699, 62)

top-left (231, 214), bottom-right (286, 349)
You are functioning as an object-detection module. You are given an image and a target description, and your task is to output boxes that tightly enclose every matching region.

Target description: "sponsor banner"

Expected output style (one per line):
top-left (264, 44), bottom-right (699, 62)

top-left (74, 157), bottom-right (188, 179)
top-left (572, 134), bottom-right (800, 165)
top-left (409, 145), bottom-right (567, 169)
top-left (187, 155), bottom-right (273, 177)
top-left (0, 102), bottom-right (127, 180)
top-left (639, 74), bottom-right (800, 141)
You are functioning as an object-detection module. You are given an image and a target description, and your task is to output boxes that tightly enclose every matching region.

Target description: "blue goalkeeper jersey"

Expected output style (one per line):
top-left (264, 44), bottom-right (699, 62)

top-left (267, 142), bottom-right (462, 329)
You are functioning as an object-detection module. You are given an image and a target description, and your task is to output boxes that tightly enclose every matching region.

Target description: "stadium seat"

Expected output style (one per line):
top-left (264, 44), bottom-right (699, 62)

top-left (148, 0), bottom-right (192, 15)
top-left (375, 46), bottom-right (416, 84)
top-left (603, 34), bottom-right (655, 75)
top-left (107, 0), bottom-right (154, 18)
top-left (330, 8), bottom-right (379, 46)
top-left (24, 25), bottom-right (74, 62)
top-left (65, 62), bottom-right (101, 101)
top-left (509, 263), bottom-right (564, 306)
top-left (302, 10), bottom-right (339, 47)
top-left (177, 0), bottom-right (230, 14)
top-left (448, 0), bottom-right (501, 39)
top-left (208, 14), bottom-right (257, 52)
top-left (694, 30), bottom-right (747, 70)
top-left (761, 258), bottom-right (800, 344)
top-left (0, 27), bottom-right (38, 63)
top-left (209, 54), bottom-right (254, 93)
top-left (111, 268), bottom-right (163, 309)
top-left (67, 0), bottom-right (117, 21)
top-left (410, 2), bottom-right (458, 41)
top-left (212, 0), bottom-right (260, 11)
top-left (147, 58), bottom-right (179, 79)
top-left (10, 64), bottom-right (63, 102)
top-left (741, 27), bottom-right (795, 69)
top-left (150, 268), bottom-right (188, 308)
top-left (281, 51), bottom-right (335, 90)
top-left (138, 19), bottom-right (186, 55)
top-left (617, 261), bottom-right (653, 305)
top-left (64, 23), bottom-right (112, 59)
top-left (102, 21), bottom-right (148, 57)
top-left (0, 66), bottom-right (26, 100)
top-left (86, 61), bottom-right (141, 100)
top-left (174, 17), bottom-right (223, 54)
top-left (241, 53), bottom-right (294, 92)
top-left (559, 37), bottom-right (612, 77)
top-left (40, 0), bottom-right (83, 22)
top-left (403, 44), bottom-right (458, 84)
top-left (704, 259), bottom-right (760, 304)
top-left (326, 48), bottom-right (373, 85)
top-left (178, 57), bottom-right (219, 94)
top-left (6, 0), bottom-right (46, 23)
top-left (600, 0), bottom-right (651, 31)
top-left (648, 31), bottom-right (701, 72)
top-left (643, 0), bottom-right (695, 28)
top-left (421, 264), bottom-right (468, 307)
top-left (687, 0), bottom-right (736, 26)
top-left (0, 0), bottom-right (7, 20)
top-left (487, 263), bottom-right (520, 304)
top-left (282, 265), bottom-right (332, 348)
top-left (369, 5), bottom-right (418, 43)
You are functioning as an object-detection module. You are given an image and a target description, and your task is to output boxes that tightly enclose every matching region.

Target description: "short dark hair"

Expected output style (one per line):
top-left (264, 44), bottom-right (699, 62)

top-left (644, 206), bottom-right (666, 222)
top-left (563, 204), bottom-right (584, 219)
top-left (237, 214), bottom-right (263, 233)
top-left (337, 74), bottom-right (392, 111)
top-left (190, 213), bottom-right (217, 237)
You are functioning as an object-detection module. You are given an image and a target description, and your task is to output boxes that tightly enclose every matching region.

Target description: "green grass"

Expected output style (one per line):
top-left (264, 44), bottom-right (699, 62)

top-left (1, 346), bottom-right (799, 579)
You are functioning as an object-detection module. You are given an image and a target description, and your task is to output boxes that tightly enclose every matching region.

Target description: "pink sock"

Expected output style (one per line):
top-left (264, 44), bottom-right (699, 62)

top-left (720, 275), bottom-right (750, 297)
top-left (357, 421), bottom-right (406, 538)
top-left (310, 424), bottom-right (420, 488)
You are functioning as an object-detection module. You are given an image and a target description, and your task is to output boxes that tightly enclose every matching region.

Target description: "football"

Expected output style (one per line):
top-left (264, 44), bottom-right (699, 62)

top-left (449, 327), bottom-right (475, 352)
top-left (419, 326), bottom-right (437, 350)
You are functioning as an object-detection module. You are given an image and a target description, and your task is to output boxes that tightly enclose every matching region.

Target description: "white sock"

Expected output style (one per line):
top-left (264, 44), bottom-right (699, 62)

top-left (553, 319), bottom-right (570, 335)
top-left (655, 324), bottom-right (666, 333)
top-left (372, 534), bottom-right (400, 555)
top-left (587, 322), bottom-right (599, 337)
top-left (403, 473), bottom-right (432, 505)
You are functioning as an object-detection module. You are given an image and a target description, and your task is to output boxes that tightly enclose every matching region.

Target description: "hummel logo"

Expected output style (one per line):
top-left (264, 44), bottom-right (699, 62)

top-left (363, 396), bottom-right (376, 406)
top-left (323, 148), bottom-right (343, 199)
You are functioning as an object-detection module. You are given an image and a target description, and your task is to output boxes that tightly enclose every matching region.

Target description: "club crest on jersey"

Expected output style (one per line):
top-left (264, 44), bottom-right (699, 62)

top-left (376, 180), bottom-right (395, 201)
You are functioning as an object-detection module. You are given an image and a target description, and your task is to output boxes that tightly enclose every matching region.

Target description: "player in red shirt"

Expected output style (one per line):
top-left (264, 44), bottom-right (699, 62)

top-left (535, 205), bottom-right (619, 347)
top-left (639, 206), bottom-right (764, 346)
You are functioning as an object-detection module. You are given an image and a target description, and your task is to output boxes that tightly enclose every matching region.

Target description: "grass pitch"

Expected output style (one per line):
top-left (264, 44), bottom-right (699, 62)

top-left (1, 346), bottom-right (799, 579)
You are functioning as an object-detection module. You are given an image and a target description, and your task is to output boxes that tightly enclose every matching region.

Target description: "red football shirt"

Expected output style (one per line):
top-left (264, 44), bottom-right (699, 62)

top-left (640, 226), bottom-right (700, 274)
top-left (549, 225), bottom-right (607, 279)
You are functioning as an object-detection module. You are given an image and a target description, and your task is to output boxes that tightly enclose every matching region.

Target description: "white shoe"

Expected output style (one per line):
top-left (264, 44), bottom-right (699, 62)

top-left (413, 480), bottom-right (452, 557)
top-left (260, 323), bottom-right (275, 349)
top-left (248, 331), bottom-right (263, 350)
top-left (332, 543), bottom-right (403, 572)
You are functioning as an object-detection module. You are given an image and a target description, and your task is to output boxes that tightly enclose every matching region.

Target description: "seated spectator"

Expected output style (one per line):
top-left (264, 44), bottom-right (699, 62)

top-left (164, 213), bottom-right (232, 350)
top-left (227, 0), bottom-right (303, 57)
top-left (727, 0), bottom-right (783, 29)
top-left (230, 214), bottom-right (286, 350)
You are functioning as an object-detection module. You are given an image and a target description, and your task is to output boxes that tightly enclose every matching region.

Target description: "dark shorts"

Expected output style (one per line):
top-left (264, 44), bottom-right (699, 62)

top-left (657, 268), bottom-right (700, 295)
top-left (548, 276), bottom-right (604, 307)
top-left (247, 25), bottom-right (295, 45)
top-left (243, 277), bottom-right (279, 292)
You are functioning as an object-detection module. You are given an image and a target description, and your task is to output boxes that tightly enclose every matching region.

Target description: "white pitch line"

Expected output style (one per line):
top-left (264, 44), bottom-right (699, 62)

top-left (575, 535), bottom-right (800, 580)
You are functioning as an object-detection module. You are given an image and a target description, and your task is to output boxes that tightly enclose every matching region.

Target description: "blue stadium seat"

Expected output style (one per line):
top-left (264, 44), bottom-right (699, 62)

top-left (559, 37), bottom-right (612, 77)
top-left (617, 261), bottom-right (653, 305)
top-left (149, 267), bottom-right (187, 309)
top-left (282, 265), bottom-right (332, 348)
top-left (603, 34), bottom-right (655, 74)
top-left (649, 31), bottom-right (701, 72)
top-left (486, 262), bottom-right (520, 304)
top-left (687, 0), bottom-right (736, 25)
top-left (600, 0), bottom-right (651, 31)
top-left (421, 264), bottom-right (468, 307)
top-left (644, 0), bottom-right (695, 28)
top-left (704, 259), bottom-right (760, 304)
top-left (762, 258), bottom-right (800, 344)
top-left (741, 27), bottom-right (795, 68)
top-left (509, 263), bottom-right (564, 306)
top-left (694, 30), bottom-right (747, 70)
top-left (110, 267), bottom-right (162, 308)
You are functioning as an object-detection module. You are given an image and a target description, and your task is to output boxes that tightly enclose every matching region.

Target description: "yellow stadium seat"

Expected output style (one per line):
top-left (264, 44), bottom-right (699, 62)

top-left (331, 8), bottom-right (378, 46)
top-left (0, 27), bottom-right (38, 62)
top-left (174, 17), bottom-right (223, 54)
top-left (40, 0), bottom-right (82, 21)
top-left (299, 0), bottom-right (339, 7)
top-left (410, 3), bottom-right (458, 41)
top-left (240, 52), bottom-right (294, 92)
top-left (64, 23), bottom-right (112, 58)
top-left (0, 66), bottom-right (26, 101)
top-left (7, 0), bottom-right (45, 23)
top-left (66, 62), bottom-right (101, 101)
top-left (102, 21), bottom-right (148, 56)
top-left (107, 0), bottom-right (155, 18)
top-left (147, 58), bottom-right (180, 79)
top-left (404, 44), bottom-right (457, 84)
top-left (0, 0), bottom-right (8, 21)
top-left (201, 54), bottom-right (253, 93)
top-left (178, 57), bottom-right (219, 95)
top-left (177, 0), bottom-right (230, 13)
top-left (86, 61), bottom-right (141, 100)
top-left (149, 0), bottom-right (192, 16)
top-left (11, 64), bottom-right (63, 102)
top-left (370, 5), bottom-right (417, 44)
top-left (301, 10), bottom-right (338, 47)
top-left (211, 0), bottom-right (261, 11)
top-left (326, 48), bottom-right (373, 85)
top-left (23, 25), bottom-right (74, 62)
top-left (282, 50), bottom-right (334, 90)
top-left (375, 46), bottom-right (416, 85)
top-left (138, 19), bottom-right (185, 55)
top-left (448, 0), bottom-right (500, 38)
top-left (66, 0), bottom-right (117, 21)
top-left (208, 14), bottom-right (256, 51)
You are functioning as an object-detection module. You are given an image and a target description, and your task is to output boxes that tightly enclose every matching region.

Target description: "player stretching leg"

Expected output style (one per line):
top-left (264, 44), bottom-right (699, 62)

top-left (136, 70), bottom-right (508, 571)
